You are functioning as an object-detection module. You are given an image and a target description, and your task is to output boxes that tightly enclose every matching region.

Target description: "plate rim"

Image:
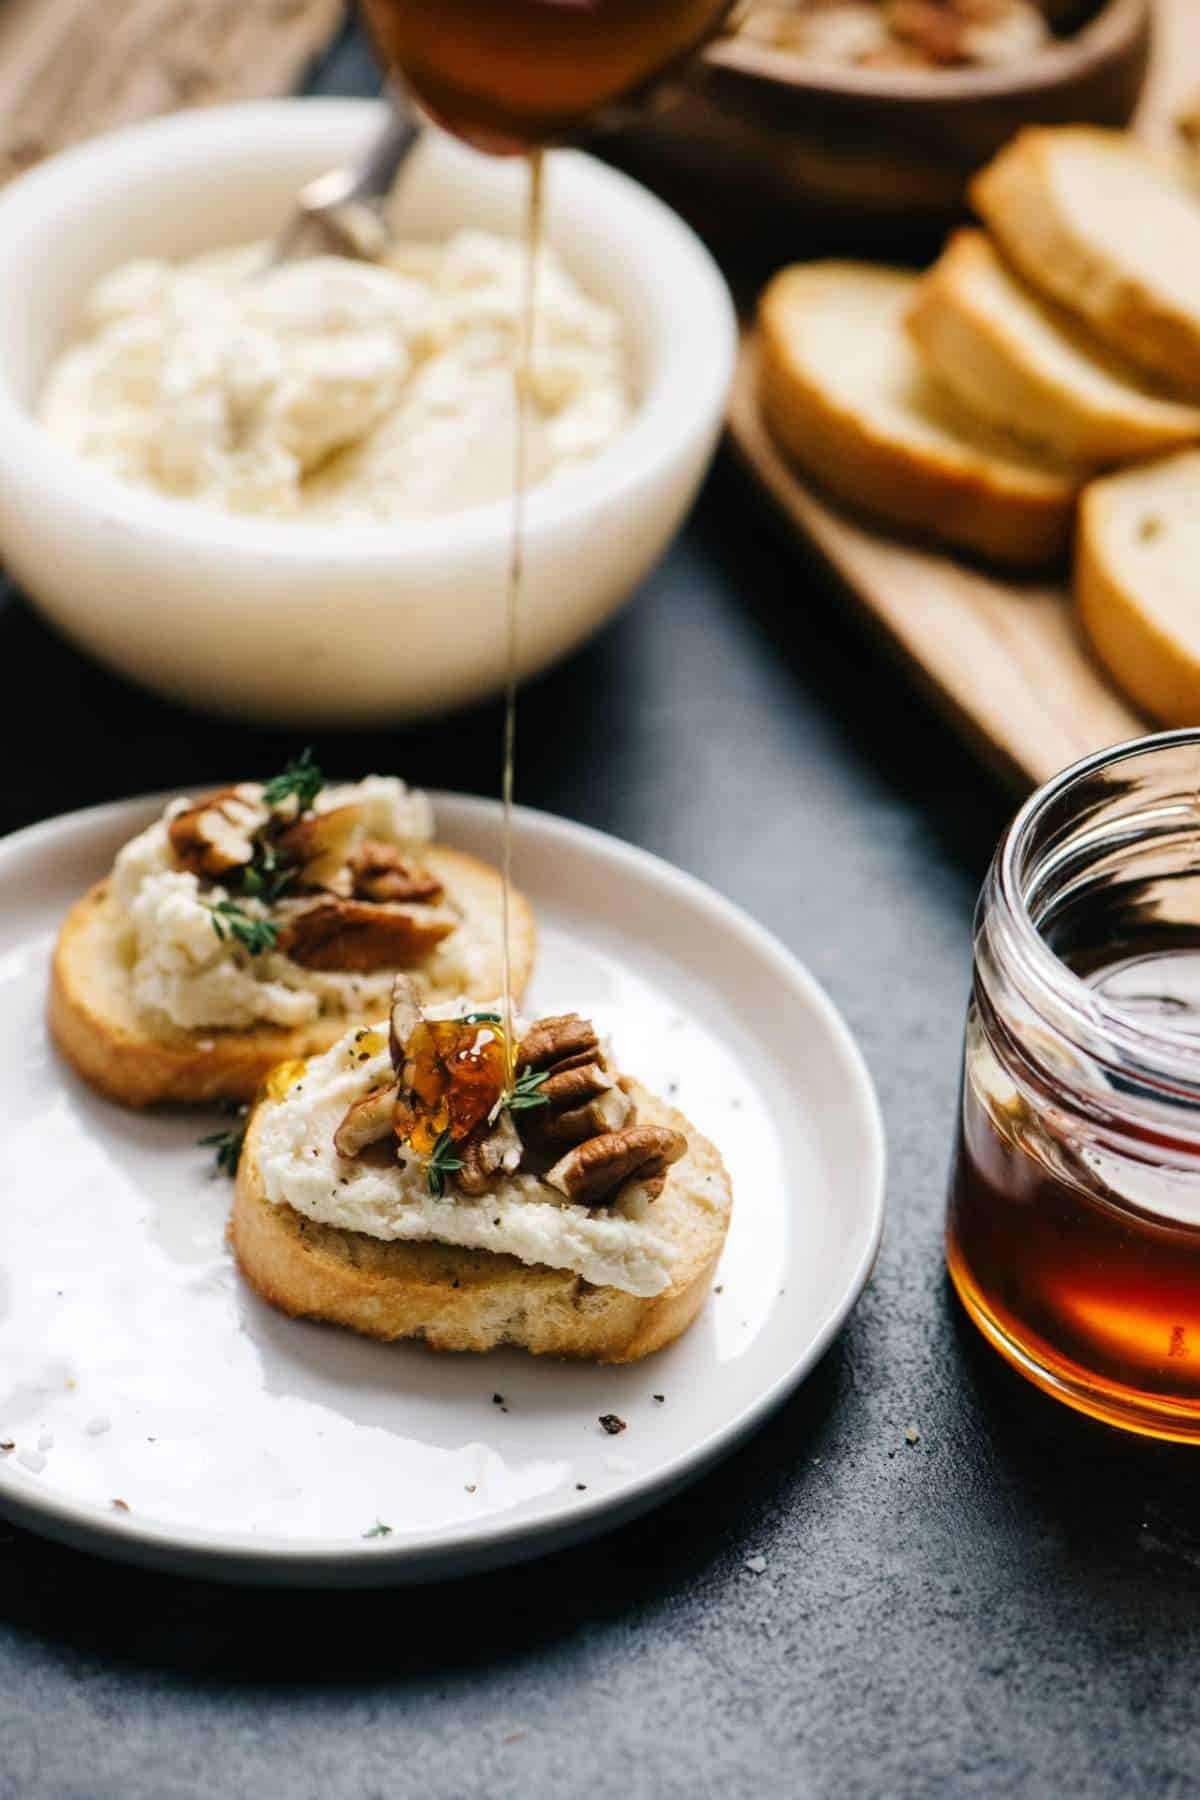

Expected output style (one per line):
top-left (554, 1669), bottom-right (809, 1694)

top-left (0, 788), bottom-right (886, 1585)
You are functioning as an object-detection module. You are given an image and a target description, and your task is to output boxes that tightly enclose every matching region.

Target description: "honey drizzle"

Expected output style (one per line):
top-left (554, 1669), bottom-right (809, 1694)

top-left (499, 149), bottom-right (544, 1086)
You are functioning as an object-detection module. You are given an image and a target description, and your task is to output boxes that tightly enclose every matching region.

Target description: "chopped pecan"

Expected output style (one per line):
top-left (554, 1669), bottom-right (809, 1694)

top-left (275, 804), bottom-right (363, 892)
top-left (277, 898), bottom-right (456, 972)
top-left (333, 1081), bottom-right (400, 1158)
top-left (350, 840), bottom-right (445, 905)
top-left (456, 1110), bottom-right (523, 1196)
top-left (389, 979), bottom-right (421, 1073)
top-left (544, 1124), bottom-right (687, 1208)
top-left (525, 1061), bottom-right (634, 1151)
top-left (167, 785), bottom-right (267, 879)
top-left (517, 1014), bottom-right (600, 1073)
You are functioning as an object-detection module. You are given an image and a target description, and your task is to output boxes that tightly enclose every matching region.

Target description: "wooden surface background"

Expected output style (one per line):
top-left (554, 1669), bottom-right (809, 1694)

top-left (0, 0), bottom-right (346, 186)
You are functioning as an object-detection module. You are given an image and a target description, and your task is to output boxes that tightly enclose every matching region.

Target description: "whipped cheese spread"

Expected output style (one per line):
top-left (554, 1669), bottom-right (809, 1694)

top-left (111, 778), bottom-right (490, 1031)
top-left (39, 231), bottom-right (631, 521)
top-left (257, 1007), bottom-right (680, 1297)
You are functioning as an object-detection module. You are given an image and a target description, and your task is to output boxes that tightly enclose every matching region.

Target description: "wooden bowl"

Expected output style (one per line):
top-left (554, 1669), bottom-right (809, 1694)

top-left (605, 0), bottom-right (1152, 254)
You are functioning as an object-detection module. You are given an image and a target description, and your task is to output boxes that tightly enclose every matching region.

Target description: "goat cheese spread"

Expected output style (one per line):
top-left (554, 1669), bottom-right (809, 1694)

top-left (256, 1007), bottom-right (680, 1296)
top-left (39, 230), bottom-right (631, 521)
top-left (111, 778), bottom-right (490, 1031)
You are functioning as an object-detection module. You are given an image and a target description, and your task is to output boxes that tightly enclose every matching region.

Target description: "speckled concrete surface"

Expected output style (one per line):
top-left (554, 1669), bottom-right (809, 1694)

top-left (2, 35), bottom-right (1200, 1800)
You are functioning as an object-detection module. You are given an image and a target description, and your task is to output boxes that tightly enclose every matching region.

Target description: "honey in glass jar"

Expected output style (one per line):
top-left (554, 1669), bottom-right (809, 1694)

top-left (946, 731), bottom-right (1200, 1441)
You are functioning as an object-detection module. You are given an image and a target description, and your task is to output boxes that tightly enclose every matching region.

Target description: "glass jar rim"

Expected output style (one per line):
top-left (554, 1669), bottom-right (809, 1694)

top-left (995, 727), bottom-right (1200, 1095)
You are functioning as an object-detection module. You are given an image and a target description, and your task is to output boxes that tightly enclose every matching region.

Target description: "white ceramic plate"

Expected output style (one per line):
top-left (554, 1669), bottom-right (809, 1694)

top-left (0, 793), bottom-right (884, 1585)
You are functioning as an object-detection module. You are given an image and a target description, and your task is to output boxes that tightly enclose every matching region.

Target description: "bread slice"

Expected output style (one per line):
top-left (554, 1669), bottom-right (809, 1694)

top-left (972, 128), bottom-right (1200, 399)
top-left (759, 261), bottom-right (1085, 567)
top-left (231, 1080), bottom-right (731, 1363)
top-left (48, 845), bottom-right (536, 1108)
top-left (1075, 449), bottom-right (1200, 726)
top-left (907, 230), bottom-right (1200, 465)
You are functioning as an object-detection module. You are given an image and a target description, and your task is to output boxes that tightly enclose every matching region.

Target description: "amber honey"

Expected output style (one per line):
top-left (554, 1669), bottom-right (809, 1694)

top-left (947, 948), bottom-right (1200, 1440)
top-left (360, 0), bottom-right (736, 153)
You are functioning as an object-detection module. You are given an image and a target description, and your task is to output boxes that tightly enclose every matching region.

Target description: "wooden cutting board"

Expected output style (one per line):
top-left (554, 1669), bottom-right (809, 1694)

top-left (727, 0), bottom-right (1198, 793)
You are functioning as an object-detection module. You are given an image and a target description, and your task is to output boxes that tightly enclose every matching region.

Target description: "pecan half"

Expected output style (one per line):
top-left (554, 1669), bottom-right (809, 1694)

top-left (544, 1124), bottom-right (688, 1208)
top-left (525, 1061), bottom-right (633, 1151)
top-left (333, 1081), bottom-right (400, 1158)
top-left (167, 786), bottom-right (267, 879)
top-left (350, 840), bottom-right (445, 905)
top-left (275, 804), bottom-right (363, 892)
top-left (517, 1014), bottom-right (600, 1073)
top-left (457, 1109), bottom-right (523, 1197)
top-left (277, 898), bottom-right (456, 972)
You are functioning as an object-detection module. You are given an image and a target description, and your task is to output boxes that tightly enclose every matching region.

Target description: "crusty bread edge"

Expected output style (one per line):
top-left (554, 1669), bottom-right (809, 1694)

top-left (48, 844), bottom-right (536, 1108)
top-left (1074, 473), bottom-right (1200, 727)
top-left (230, 1082), bottom-right (730, 1364)
top-left (906, 230), bottom-right (1200, 465)
top-left (758, 263), bottom-right (1077, 568)
top-left (971, 128), bottom-right (1200, 399)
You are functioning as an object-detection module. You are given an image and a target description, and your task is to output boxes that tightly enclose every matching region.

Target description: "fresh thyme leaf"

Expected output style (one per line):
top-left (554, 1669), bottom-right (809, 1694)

top-left (207, 899), bottom-right (279, 957)
top-left (199, 1112), bottom-right (248, 1178)
top-left (463, 1011), bottom-right (502, 1025)
top-left (262, 747), bottom-right (324, 814)
top-left (239, 840), bottom-right (295, 905)
top-left (506, 1067), bottom-right (550, 1112)
top-left (427, 1129), bottom-right (464, 1198)
top-left (363, 1521), bottom-right (393, 1539)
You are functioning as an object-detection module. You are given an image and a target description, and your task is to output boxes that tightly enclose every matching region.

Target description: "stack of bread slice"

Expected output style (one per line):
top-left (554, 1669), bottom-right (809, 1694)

top-left (758, 126), bottom-right (1200, 720)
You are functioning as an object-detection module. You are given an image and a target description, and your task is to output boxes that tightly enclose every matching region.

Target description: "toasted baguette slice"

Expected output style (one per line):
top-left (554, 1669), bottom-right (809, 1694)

top-left (232, 1080), bottom-right (731, 1363)
top-left (759, 261), bottom-right (1084, 567)
top-left (48, 845), bottom-right (536, 1108)
top-left (972, 128), bottom-right (1200, 399)
top-left (1075, 450), bottom-right (1200, 726)
top-left (907, 230), bottom-right (1200, 465)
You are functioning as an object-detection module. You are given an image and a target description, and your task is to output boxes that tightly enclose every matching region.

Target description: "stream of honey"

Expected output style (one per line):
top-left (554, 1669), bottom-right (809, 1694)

top-left (359, 0), bottom-right (737, 1076)
top-left (499, 149), bottom-right (543, 1079)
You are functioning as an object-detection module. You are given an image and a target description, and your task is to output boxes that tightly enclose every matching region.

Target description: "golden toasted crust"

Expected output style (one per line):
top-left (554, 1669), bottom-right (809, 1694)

top-left (230, 1081), bottom-right (731, 1364)
top-left (906, 230), bottom-right (1200, 466)
top-left (48, 844), bottom-right (536, 1108)
top-left (1074, 451), bottom-right (1200, 725)
top-left (971, 128), bottom-right (1200, 398)
top-left (759, 261), bottom-right (1080, 568)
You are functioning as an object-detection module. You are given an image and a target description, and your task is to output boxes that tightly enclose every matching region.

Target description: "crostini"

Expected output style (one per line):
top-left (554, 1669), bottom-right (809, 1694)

top-left (231, 985), bottom-right (732, 1363)
top-left (50, 753), bottom-right (535, 1107)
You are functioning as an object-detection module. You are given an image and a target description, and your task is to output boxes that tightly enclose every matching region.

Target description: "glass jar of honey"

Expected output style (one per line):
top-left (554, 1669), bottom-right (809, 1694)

top-left (946, 731), bottom-right (1200, 1441)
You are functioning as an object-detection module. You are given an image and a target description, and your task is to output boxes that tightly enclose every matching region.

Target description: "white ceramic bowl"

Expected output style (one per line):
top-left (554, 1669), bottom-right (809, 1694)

top-left (0, 100), bottom-right (735, 725)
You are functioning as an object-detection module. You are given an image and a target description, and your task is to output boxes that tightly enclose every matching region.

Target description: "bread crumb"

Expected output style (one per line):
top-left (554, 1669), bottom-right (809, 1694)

top-left (599, 1413), bottom-right (626, 1436)
top-left (111, 1498), bottom-right (130, 1513)
top-left (904, 1425), bottom-right (920, 1445)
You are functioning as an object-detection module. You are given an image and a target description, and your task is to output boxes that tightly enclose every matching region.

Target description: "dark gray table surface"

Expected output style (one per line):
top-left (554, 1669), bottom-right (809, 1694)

top-left (3, 26), bottom-right (1200, 1800)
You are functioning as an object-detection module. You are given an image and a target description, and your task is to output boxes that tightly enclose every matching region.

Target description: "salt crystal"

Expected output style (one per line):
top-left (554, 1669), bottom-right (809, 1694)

top-left (18, 1450), bottom-right (46, 1475)
top-left (86, 1416), bottom-right (111, 1437)
top-left (605, 1455), bottom-right (635, 1475)
top-left (37, 1433), bottom-right (53, 1453)
top-left (744, 1553), bottom-right (767, 1574)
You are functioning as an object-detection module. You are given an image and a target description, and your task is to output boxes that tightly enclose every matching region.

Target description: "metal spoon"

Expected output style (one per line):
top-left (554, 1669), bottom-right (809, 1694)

top-left (266, 95), bottom-right (421, 269)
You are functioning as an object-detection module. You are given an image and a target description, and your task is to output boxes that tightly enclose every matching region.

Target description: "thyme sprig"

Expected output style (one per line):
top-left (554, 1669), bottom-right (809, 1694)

top-left (262, 747), bottom-right (324, 814)
top-left (208, 898), bottom-right (279, 957)
top-left (238, 837), bottom-right (295, 905)
top-left (426, 1129), bottom-right (464, 1198)
top-left (199, 1106), bottom-right (249, 1177)
top-left (363, 1520), bottom-right (393, 1539)
top-left (488, 1065), bottom-right (550, 1125)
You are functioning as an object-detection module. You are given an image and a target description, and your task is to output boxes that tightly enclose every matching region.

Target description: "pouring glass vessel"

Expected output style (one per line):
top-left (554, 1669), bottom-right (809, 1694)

top-left (358, 0), bottom-right (748, 155)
